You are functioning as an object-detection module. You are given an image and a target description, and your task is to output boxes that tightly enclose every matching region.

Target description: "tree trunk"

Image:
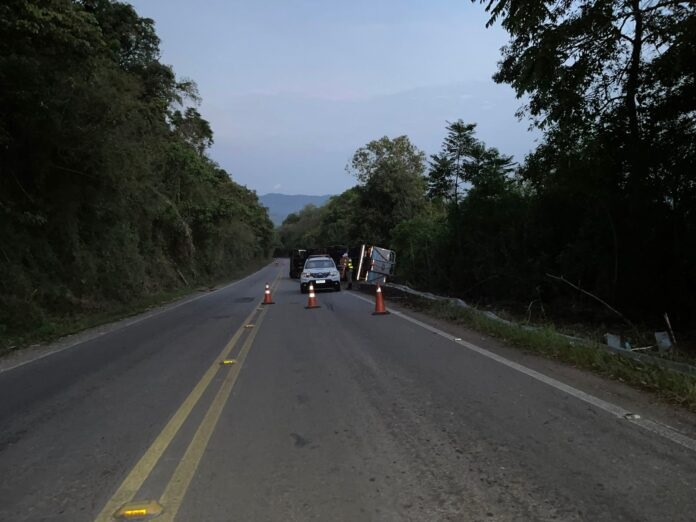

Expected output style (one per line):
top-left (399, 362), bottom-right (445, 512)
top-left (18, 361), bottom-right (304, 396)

top-left (625, 0), bottom-right (644, 179)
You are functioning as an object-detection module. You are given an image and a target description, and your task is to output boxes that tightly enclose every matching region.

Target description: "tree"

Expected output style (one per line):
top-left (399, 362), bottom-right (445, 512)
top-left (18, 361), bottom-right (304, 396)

top-left (347, 136), bottom-right (427, 245)
top-left (473, 0), bottom-right (696, 322)
top-left (427, 120), bottom-right (514, 203)
top-left (0, 0), bottom-right (273, 344)
top-left (277, 204), bottom-right (325, 250)
top-left (476, 0), bottom-right (695, 188)
top-left (391, 205), bottom-right (449, 288)
top-left (316, 188), bottom-right (362, 245)
top-left (426, 152), bottom-right (455, 201)
top-left (171, 108), bottom-right (214, 157)
top-left (440, 120), bottom-right (478, 201)
top-left (423, 121), bottom-right (524, 295)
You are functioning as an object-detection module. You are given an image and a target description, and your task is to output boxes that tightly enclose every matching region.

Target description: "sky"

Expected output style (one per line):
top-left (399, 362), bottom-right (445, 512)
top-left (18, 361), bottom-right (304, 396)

top-left (128, 0), bottom-right (538, 196)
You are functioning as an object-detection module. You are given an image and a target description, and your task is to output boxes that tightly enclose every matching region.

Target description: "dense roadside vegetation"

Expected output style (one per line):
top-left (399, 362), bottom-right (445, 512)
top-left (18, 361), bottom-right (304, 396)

top-left (279, 0), bottom-right (696, 338)
top-left (0, 0), bottom-right (273, 348)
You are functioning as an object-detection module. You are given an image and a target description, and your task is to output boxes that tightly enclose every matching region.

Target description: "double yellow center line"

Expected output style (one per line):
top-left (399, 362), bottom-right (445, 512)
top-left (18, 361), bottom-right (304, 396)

top-left (95, 275), bottom-right (279, 522)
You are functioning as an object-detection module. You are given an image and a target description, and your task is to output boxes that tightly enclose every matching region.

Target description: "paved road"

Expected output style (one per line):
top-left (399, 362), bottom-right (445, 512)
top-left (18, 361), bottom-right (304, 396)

top-left (0, 260), bottom-right (694, 521)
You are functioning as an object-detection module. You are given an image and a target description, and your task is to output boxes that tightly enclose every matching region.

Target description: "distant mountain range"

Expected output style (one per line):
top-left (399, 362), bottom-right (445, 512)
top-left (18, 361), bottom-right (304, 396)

top-left (259, 193), bottom-right (333, 226)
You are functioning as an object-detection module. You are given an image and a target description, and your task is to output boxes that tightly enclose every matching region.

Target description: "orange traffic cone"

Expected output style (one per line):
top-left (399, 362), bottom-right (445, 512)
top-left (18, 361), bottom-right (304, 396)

top-left (305, 283), bottom-right (320, 309)
top-left (372, 284), bottom-right (389, 315)
top-left (262, 283), bottom-right (275, 305)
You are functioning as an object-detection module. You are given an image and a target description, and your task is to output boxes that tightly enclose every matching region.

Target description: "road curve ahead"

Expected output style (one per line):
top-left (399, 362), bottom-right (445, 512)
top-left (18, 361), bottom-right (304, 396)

top-left (0, 260), bottom-right (694, 521)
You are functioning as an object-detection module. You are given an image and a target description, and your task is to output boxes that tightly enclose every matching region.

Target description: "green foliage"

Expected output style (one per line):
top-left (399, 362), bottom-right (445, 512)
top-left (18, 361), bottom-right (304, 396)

top-left (426, 120), bottom-right (514, 203)
top-left (315, 188), bottom-right (362, 245)
top-left (277, 204), bottom-right (325, 249)
top-left (391, 206), bottom-right (450, 287)
top-left (278, 136), bottom-right (430, 253)
top-left (470, 0), bottom-right (696, 323)
top-left (346, 135), bottom-right (427, 246)
top-left (0, 0), bottom-right (272, 345)
top-left (402, 123), bottom-right (529, 299)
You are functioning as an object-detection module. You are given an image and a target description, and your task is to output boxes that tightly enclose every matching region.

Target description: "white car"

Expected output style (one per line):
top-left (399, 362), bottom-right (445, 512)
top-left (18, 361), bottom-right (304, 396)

top-left (300, 255), bottom-right (341, 293)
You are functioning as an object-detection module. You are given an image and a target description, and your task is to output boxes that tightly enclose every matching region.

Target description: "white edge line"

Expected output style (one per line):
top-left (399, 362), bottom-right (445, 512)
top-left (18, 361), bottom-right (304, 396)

top-left (0, 263), bottom-right (278, 374)
top-left (346, 291), bottom-right (696, 453)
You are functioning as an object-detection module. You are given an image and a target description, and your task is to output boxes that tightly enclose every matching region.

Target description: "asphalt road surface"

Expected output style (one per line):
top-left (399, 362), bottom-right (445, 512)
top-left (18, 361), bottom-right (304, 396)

top-left (1, 260), bottom-right (695, 521)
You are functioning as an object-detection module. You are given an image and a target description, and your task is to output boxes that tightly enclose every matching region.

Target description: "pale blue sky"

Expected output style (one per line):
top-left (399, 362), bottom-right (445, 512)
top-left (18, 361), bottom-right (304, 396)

top-left (128, 0), bottom-right (537, 195)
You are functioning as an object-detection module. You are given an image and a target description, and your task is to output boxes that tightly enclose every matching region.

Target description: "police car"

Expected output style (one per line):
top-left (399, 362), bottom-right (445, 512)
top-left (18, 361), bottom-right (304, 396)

top-left (300, 255), bottom-right (341, 293)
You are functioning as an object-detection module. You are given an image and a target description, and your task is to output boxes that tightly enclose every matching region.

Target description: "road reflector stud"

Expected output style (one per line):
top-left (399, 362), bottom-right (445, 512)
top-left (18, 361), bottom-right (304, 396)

top-left (220, 359), bottom-right (237, 365)
top-left (114, 500), bottom-right (163, 520)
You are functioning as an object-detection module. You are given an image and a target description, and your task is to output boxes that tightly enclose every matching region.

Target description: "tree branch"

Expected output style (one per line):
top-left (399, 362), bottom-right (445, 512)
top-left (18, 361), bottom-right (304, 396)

top-left (11, 172), bottom-right (35, 203)
top-left (546, 273), bottom-right (636, 328)
top-left (643, 0), bottom-right (696, 13)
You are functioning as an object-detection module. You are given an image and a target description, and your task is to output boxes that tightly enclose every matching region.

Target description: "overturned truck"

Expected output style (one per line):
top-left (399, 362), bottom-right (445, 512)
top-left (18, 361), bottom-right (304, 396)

top-left (354, 245), bottom-right (396, 285)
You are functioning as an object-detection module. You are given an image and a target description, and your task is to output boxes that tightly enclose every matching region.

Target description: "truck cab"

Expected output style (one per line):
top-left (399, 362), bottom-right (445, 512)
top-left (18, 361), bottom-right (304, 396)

top-left (289, 249), bottom-right (308, 278)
